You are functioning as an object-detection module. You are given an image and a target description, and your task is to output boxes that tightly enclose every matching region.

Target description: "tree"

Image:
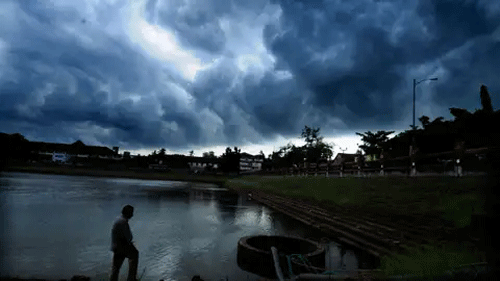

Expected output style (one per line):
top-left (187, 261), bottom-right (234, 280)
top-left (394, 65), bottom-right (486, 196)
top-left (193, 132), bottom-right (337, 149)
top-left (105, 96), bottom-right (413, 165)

top-left (356, 130), bottom-right (394, 160)
top-left (202, 151), bottom-right (216, 158)
top-left (159, 148), bottom-right (166, 156)
top-left (0, 132), bottom-right (30, 166)
top-left (259, 150), bottom-right (265, 159)
top-left (449, 107), bottom-right (472, 120)
top-left (480, 85), bottom-right (493, 113)
top-left (300, 125), bottom-right (332, 163)
top-left (301, 126), bottom-right (322, 148)
top-left (280, 143), bottom-right (306, 167)
top-left (419, 116), bottom-right (430, 129)
top-left (221, 147), bottom-right (241, 174)
top-left (318, 142), bottom-right (334, 160)
top-left (414, 116), bottom-right (456, 154)
top-left (447, 84), bottom-right (499, 148)
top-left (189, 150), bottom-right (194, 157)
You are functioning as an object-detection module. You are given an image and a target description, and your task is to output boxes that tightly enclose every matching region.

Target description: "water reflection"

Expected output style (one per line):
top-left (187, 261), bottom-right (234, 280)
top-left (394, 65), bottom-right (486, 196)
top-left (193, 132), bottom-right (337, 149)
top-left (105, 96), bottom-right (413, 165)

top-left (0, 172), bottom-right (366, 281)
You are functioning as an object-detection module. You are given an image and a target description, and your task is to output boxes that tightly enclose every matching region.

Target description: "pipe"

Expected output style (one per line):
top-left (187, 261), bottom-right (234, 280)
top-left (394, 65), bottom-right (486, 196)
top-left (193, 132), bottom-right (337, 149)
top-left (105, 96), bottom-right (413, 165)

top-left (271, 246), bottom-right (286, 281)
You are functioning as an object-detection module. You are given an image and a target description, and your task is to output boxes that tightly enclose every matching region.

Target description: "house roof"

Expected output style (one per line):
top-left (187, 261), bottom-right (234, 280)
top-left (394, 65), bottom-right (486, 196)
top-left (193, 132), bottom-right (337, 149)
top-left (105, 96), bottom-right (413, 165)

top-left (240, 152), bottom-right (265, 159)
top-left (186, 156), bottom-right (222, 163)
top-left (332, 153), bottom-right (357, 163)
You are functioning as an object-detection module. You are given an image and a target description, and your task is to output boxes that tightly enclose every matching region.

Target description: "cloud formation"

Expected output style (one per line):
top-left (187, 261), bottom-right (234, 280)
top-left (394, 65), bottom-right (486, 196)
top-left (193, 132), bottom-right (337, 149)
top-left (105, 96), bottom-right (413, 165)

top-left (0, 0), bottom-right (499, 154)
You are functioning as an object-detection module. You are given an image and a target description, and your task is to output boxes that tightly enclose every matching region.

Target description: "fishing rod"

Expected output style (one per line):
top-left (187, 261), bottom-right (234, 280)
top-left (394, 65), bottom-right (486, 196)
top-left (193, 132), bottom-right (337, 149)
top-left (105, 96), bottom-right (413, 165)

top-left (138, 266), bottom-right (146, 281)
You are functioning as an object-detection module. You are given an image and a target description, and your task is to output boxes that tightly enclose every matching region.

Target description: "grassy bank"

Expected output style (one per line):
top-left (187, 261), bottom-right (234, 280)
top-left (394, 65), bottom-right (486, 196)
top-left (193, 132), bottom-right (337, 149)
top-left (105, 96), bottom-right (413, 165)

top-left (378, 241), bottom-right (484, 278)
top-left (226, 175), bottom-right (485, 227)
top-left (224, 175), bottom-right (486, 277)
top-left (3, 165), bottom-right (228, 185)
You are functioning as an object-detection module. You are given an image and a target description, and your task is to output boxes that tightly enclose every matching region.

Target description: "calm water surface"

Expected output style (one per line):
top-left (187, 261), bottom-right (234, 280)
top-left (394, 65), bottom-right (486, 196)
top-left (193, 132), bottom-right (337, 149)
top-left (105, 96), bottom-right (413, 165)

top-left (0, 172), bottom-right (361, 281)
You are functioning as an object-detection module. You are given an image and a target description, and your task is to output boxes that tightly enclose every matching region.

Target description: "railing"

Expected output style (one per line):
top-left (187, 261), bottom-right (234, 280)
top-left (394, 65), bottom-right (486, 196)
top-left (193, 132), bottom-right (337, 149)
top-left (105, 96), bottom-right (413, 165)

top-left (262, 146), bottom-right (499, 177)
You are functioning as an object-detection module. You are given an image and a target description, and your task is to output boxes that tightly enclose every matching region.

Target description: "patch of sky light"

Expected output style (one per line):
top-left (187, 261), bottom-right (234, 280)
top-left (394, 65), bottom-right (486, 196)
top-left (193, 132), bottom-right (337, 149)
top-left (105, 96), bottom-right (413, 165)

top-left (126, 0), bottom-right (204, 81)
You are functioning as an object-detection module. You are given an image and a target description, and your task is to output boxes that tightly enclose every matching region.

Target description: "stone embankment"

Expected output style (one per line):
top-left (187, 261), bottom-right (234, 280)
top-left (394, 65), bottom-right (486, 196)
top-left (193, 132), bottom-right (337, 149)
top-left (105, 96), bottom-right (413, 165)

top-left (243, 189), bottom-right (480, 260)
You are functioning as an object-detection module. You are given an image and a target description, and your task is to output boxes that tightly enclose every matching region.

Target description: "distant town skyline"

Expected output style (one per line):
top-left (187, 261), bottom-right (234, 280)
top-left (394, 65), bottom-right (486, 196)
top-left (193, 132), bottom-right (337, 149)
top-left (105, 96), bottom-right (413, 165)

top-left (1, 1), bottom-right (499, 157)
top-left (128, 134), bottom-right (367, 158)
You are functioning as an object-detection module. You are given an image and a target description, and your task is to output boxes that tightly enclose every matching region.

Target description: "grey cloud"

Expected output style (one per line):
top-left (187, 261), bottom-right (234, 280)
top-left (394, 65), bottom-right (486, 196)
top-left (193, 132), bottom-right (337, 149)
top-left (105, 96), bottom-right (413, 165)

top-left (1, 0), bottom-right (500, 153)
top-left (262, 0), bottom-right (500, 131)
top-left (0, 1), bottom-right (209, 150)
top-left (153, 0), bottom-right (233, 53)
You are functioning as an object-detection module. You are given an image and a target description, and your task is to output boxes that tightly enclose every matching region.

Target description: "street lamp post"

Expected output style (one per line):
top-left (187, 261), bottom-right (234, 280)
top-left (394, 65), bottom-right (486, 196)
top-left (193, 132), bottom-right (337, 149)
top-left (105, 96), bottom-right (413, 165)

top-left (411, 77), bottom-right (438, 177)
top-left (413, 77), bottom-right (438, 130)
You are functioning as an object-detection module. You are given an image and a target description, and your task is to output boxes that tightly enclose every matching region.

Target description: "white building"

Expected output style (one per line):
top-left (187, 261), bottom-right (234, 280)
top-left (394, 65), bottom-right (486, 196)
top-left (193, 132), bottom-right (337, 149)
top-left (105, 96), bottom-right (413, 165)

top-left (239, 153), bottom-right (264, 172)
top-left (52, 153), bottom-right (69, 163)
top-left (187, 157), bottom-right (220, 173)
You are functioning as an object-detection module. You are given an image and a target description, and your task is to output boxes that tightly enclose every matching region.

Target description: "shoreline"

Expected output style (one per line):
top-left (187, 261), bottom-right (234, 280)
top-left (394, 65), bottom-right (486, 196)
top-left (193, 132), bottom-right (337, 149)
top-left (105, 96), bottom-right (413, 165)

top-left (2, 165), bottom-right (229, 185)
top-left (1, 167), bottom-right (489, 279)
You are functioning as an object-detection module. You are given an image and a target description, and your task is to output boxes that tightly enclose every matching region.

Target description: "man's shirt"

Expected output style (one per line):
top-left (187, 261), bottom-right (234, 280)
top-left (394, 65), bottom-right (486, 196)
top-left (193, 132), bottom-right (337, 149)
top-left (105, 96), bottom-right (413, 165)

top-left (111, 215), bottom-right (133, 252)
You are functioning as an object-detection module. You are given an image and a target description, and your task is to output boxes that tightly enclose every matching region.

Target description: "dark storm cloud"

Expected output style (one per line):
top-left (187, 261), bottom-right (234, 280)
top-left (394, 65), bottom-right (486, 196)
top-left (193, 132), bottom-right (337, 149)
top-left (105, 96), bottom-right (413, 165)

top-left (1, 0), bottom-right (499, 153)
top-left (262, 0), bottom-right (500, 130)
top-left (149, 0), bottom-right (232, 54)
top-left (0, 0), bottom-right (206, 150)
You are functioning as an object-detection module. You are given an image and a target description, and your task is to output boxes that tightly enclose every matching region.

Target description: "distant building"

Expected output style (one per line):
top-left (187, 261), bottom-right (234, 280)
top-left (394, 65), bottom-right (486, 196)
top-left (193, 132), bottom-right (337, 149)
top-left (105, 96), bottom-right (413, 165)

top-left (239, 153), bottom-right (264, 173)
top-left (187, 156), bottom-right (221, 173)
top-left (331, 153), bottom-right (357, 166)
top-left (52, 153), bottom-right (69, 164)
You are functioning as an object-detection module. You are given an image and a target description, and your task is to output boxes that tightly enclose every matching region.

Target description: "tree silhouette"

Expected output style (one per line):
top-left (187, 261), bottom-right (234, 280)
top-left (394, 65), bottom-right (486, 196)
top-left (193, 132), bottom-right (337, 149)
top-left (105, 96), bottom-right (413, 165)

top-left (480, 85), bottom-right (493, 114)
top-left (300, 125), bottom-right (332, 163)
top-left (446, 84), bottom-right (499, 148)
top-left (221, 147), bottom-right (241, 174)
top-left (202, 151), bottom-right (216, 158)
top-left (449, 107), bottom-right (472, 120)
top-left (259, 150), bottom-right (265, 159)
top-left (356, 130), bottom-right (394, 160)
top-left (419, 116), bottom-right (430, 129)
top-left (0, 132), bottom-right (30, 167)
top-left (301, 126), bottom-right (322, 148)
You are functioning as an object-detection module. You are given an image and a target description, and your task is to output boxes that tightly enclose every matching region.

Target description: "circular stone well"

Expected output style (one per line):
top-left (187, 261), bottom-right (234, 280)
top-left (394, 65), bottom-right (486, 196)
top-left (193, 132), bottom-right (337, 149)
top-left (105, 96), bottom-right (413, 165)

top-left (237, 235), bottom-right (325, 278)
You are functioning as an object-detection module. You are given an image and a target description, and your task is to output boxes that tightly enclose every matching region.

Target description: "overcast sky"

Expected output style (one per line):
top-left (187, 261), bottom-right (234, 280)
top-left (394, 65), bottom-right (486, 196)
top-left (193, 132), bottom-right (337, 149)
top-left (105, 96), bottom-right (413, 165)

top-left (1, 0), bottom-right (499, 157)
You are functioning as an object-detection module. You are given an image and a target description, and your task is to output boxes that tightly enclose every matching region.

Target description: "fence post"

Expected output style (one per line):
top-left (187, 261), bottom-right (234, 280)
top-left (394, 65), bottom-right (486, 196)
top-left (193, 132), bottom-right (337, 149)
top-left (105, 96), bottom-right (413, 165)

top-left (455, 159), bottom-right (463, 177)
top-left (411, 161), bottom-right (417, 176)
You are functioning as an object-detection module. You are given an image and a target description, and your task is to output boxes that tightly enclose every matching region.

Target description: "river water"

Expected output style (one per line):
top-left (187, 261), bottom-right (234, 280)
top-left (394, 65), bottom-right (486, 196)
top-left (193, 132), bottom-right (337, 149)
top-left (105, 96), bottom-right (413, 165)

top-left (0, 172), bottom-right (363, 281)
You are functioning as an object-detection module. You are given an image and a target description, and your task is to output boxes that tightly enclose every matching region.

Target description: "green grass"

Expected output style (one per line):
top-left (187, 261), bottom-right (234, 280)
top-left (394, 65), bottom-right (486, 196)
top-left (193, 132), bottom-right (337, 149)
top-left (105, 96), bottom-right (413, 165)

top-left (225, 175), bottom-right (487, 277)
top-left (225, 175), bottom-right (485, 226)
top-left (379, 241), bottom-right (484, 278)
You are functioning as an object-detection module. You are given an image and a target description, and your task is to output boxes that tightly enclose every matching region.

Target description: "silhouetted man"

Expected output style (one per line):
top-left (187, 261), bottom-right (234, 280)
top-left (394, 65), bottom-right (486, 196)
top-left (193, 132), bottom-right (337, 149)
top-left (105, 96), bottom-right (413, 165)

top-left (111, 205), bottom-right (139, 281)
